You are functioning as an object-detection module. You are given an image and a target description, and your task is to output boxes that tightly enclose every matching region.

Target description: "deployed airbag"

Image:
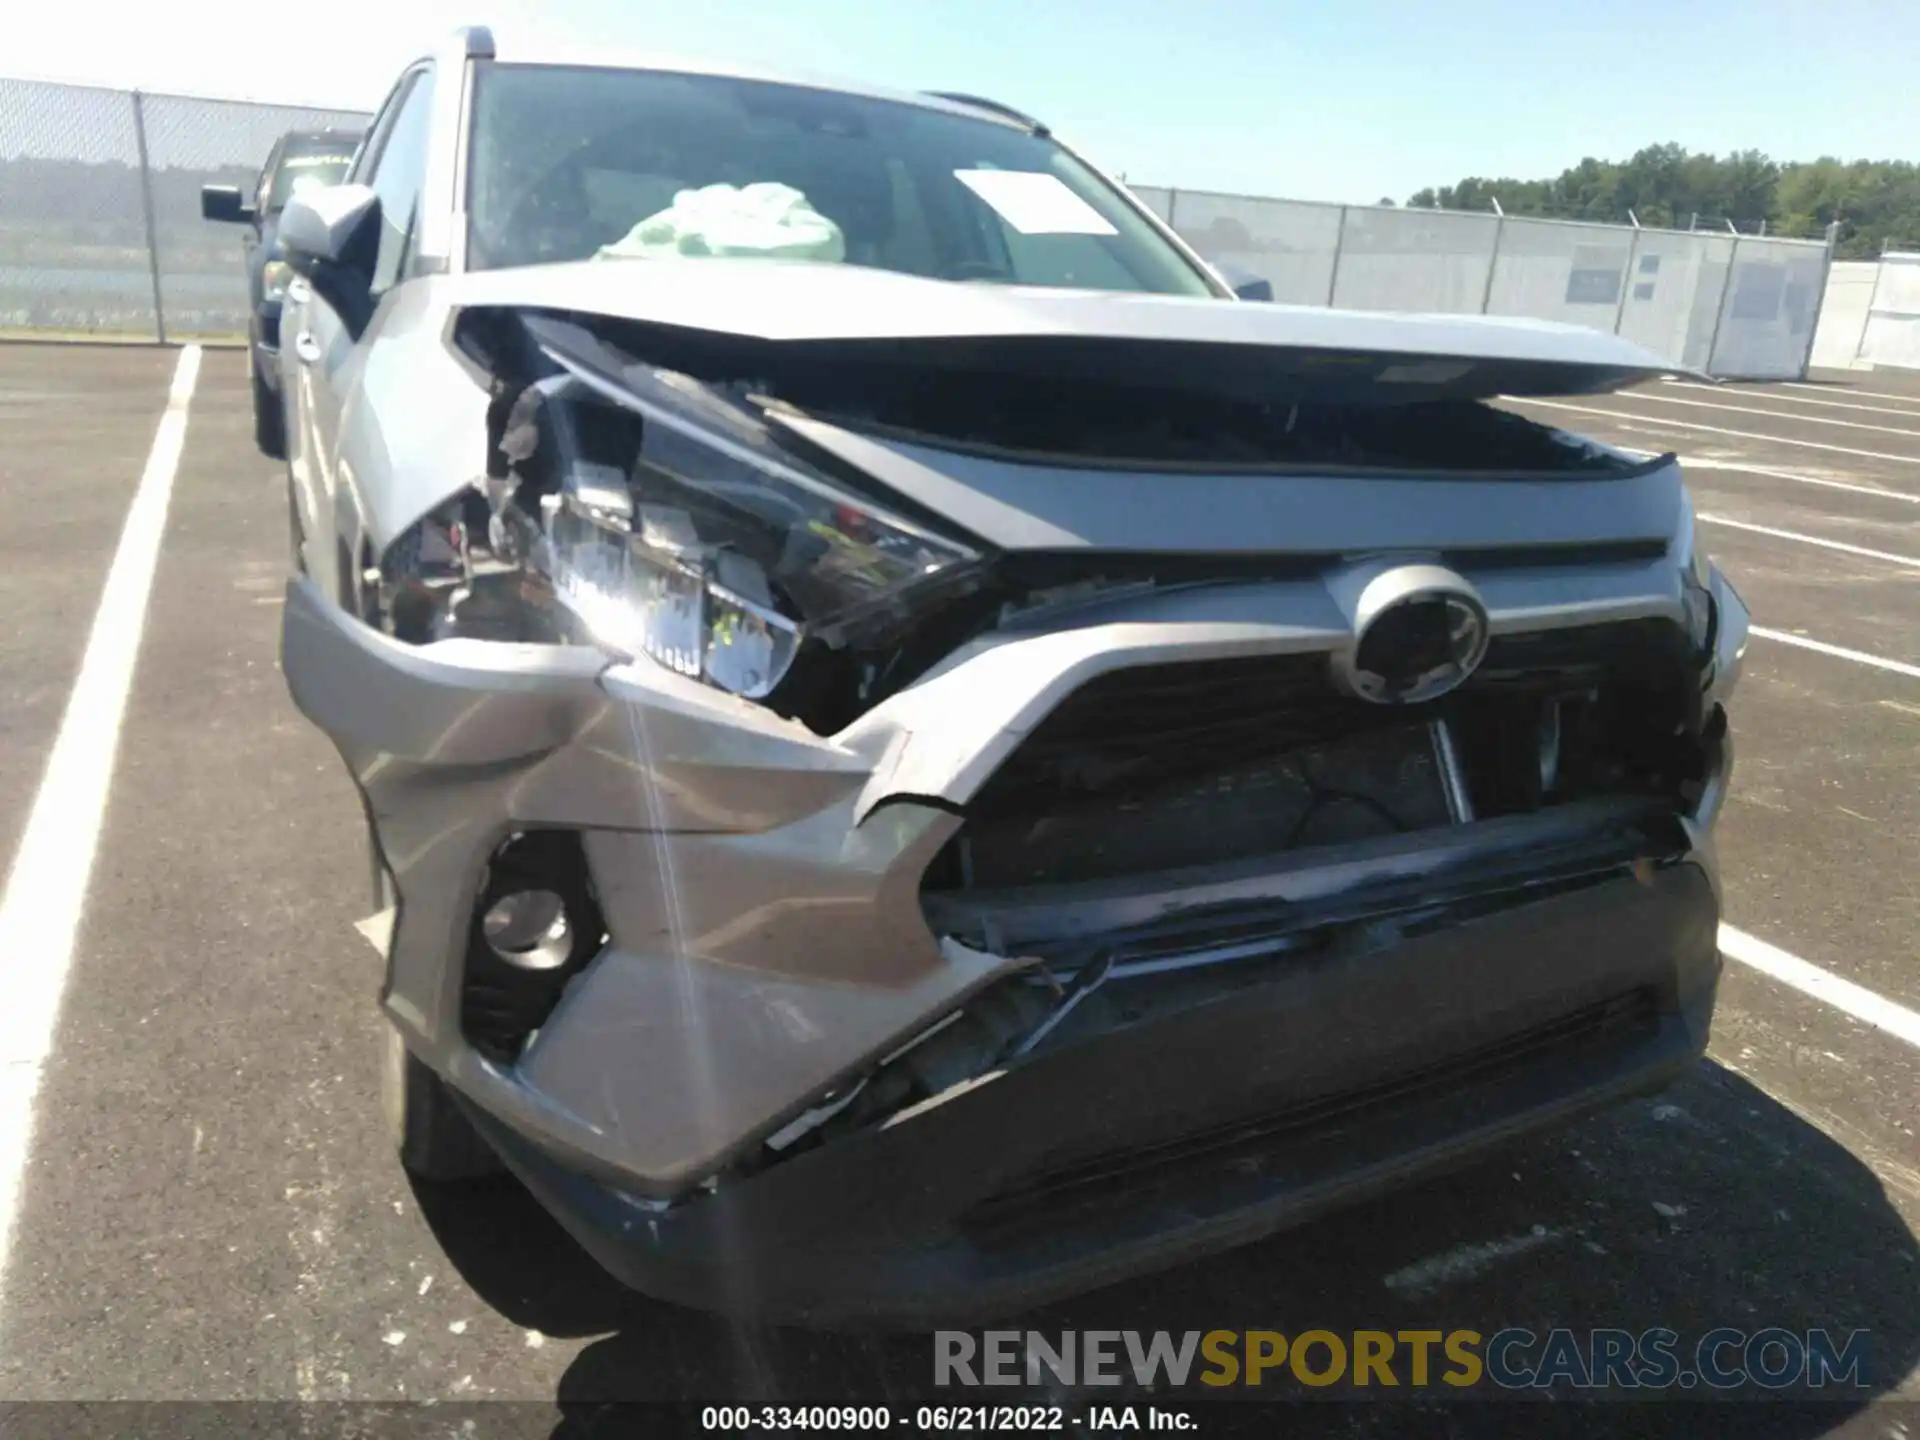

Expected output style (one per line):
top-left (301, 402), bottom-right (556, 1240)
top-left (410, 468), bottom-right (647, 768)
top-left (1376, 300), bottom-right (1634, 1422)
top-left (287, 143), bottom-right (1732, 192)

top-left (596, 182), bottom-right (846, 263)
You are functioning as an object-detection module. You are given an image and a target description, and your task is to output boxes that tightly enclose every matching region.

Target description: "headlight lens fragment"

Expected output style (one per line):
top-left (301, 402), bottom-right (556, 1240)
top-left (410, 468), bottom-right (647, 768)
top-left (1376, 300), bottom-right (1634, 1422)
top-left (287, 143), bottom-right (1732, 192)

top-left (547, 484), bottom-right (800, 698)
top-left (515, 316), bottom-right (980, 700)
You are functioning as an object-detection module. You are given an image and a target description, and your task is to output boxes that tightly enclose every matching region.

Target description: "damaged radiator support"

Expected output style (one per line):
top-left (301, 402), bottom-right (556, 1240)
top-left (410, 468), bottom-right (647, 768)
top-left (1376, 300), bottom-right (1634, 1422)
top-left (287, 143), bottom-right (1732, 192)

top-left (719, 632), bottom-right (1711, 1171)
top-left (734, 624), bottom-right (1709, 1172)
top-left (741, 791), bottom-right (1692, 1173)
top-left (722, 623), bottom-right (1713, 1173)
top-left (548, 601), bottom-right (1712, 1190)
top-left (921, 624), bottom-right (1703, 896)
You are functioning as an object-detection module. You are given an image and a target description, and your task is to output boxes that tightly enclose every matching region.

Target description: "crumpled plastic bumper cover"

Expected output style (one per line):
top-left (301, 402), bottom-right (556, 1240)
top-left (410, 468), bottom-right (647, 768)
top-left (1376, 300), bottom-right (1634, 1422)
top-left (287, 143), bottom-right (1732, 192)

top-left (472, 858), bottom-right (1720, 1327)
top-left (280, 555), bottom-right (1724, 1320)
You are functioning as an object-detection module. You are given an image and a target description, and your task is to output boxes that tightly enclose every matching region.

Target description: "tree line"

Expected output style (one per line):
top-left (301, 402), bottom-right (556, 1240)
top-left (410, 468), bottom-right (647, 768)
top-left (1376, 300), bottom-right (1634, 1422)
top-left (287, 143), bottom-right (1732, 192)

top-left (1395, 143), bottom-right (1920, 259)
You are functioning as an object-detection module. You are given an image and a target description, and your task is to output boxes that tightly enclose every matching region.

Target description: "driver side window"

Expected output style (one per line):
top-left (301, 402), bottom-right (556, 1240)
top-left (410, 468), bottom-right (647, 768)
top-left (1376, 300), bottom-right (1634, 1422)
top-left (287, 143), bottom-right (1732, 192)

top-left (365, 69), bottom-right (435, 293)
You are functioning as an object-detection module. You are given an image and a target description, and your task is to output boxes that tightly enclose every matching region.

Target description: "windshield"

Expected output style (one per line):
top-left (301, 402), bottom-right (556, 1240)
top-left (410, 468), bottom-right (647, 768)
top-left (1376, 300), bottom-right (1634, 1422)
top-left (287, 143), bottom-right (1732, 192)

top-left (466, 63), bottom-right (1216, 297)
top-left (266, 141), bottom-right (356, 213)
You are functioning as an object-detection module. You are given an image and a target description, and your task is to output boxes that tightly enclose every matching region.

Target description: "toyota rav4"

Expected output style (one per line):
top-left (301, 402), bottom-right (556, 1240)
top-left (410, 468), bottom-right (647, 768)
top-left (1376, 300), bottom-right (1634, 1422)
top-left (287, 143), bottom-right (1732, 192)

top-left (274, 26), bottom-right (1749, 1325)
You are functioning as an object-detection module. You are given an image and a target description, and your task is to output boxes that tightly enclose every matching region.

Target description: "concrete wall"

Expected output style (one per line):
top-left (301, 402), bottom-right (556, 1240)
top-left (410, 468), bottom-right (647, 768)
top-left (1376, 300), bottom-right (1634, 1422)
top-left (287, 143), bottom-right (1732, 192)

top-left (1855, 253), bottom-right (1920, 372)
top-left (1809, 261), bottom-right (1880, 370)
top-left (1132, 185), bottom-right (1828, 379)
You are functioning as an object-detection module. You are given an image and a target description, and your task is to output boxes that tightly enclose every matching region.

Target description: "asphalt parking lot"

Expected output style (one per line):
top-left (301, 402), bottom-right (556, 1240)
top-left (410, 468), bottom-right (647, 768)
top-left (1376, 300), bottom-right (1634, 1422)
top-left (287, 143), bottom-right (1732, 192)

top-left (0, 344), bottom-right (1916, 1433)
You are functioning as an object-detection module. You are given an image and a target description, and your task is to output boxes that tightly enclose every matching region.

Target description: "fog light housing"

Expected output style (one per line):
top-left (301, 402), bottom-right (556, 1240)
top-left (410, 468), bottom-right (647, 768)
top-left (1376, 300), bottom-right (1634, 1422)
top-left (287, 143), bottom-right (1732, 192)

top-left (481, 889), bottom-right (573, 972)
top-left (460, 833), bottom-right (604, 1063)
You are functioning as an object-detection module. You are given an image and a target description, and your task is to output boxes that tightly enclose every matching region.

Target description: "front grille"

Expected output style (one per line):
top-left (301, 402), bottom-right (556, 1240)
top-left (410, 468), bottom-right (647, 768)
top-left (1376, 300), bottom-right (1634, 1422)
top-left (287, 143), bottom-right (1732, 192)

top-left (1476, 618), bottom-right (1689, 682)
top-left (935, 620), bottom-right (1695, 889)
top-left (969, 650), bottom-right (1365, 821)
top-left (961, 987), bottom-right (1661, 1242)
top-left (970, 621), bottom-right (1683, 819)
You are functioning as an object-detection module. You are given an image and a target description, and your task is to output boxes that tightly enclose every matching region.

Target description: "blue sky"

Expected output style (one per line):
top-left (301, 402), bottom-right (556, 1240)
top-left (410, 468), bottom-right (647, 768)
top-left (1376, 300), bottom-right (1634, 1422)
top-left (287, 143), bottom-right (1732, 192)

top-left (10, 0), bottom-right (1919, 202)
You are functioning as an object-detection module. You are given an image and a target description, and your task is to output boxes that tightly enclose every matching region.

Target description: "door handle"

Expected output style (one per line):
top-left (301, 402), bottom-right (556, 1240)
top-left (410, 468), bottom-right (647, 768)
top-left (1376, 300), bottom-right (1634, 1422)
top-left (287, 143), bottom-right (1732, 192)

top-left (294, 331), bottom-right (322, 365)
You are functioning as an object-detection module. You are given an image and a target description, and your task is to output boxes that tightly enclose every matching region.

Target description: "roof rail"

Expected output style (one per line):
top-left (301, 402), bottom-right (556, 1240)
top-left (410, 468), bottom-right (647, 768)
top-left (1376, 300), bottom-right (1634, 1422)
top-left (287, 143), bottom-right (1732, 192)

top-left (924, 91), bottom-right (1048, 135)
top-left (458, 24), bottom-right (495, 58)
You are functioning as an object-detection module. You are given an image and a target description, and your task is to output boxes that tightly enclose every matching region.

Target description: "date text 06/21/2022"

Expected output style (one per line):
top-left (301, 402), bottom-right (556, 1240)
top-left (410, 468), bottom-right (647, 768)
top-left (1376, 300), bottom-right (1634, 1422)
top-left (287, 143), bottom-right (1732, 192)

top-left (700, 1405), bottom-right (1192, 1431)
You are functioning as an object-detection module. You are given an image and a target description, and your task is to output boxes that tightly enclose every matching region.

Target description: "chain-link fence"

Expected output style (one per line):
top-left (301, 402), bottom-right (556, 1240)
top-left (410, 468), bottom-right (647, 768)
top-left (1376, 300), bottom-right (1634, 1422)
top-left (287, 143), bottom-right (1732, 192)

top-left (1, 75), bottom-right (1831, 376)
top-left (1135, 185), bottom-right (1831, 379)
top-left (0, 76), bottom-right (370, 339)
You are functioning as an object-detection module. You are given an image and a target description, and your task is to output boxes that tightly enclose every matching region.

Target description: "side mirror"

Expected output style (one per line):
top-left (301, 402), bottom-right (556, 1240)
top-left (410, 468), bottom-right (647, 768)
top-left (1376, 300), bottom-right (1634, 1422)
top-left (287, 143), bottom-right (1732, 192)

top-left (279, 183), bottom-right (381, 336)
top-left (1215, 262), bottom-right (1274, 303)
top-left (201, 185), bottom-right (255, 225)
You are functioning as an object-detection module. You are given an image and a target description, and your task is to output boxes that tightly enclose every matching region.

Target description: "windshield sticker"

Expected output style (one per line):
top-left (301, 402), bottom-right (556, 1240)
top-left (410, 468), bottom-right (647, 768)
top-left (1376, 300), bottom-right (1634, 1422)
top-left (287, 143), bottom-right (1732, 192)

top-left (954, 170), bottom-right (1119, 236)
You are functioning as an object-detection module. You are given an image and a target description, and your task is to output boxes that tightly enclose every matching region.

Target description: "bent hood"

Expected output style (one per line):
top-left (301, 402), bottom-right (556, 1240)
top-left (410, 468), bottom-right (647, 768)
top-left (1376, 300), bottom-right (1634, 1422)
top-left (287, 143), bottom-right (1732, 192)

top-left (442, 256), bottom-right (1690, 403)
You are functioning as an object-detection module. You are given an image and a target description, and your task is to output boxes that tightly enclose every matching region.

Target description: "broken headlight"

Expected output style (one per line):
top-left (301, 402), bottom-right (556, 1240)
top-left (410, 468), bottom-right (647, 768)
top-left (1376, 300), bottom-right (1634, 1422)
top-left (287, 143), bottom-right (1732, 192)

top-left (1681, 549), bottom-right (1716, 660)
top-left (1675, 494), bottom-right (1718, 661)
top-left (1674, 491), bottom-right (1747, 706)
top-left (387, 317), bottom-right (984, 703)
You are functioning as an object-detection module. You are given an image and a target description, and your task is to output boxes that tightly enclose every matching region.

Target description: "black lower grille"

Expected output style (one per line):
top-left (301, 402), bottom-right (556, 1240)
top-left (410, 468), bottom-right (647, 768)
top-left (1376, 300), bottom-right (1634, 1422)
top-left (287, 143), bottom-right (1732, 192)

top-left (961, 987), bottom-right (1661, 1240)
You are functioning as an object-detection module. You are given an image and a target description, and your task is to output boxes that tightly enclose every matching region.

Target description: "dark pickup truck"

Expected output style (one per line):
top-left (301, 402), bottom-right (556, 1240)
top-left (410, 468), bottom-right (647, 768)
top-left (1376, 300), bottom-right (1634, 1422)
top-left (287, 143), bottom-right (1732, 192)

top-left (202, 127), bottom-right (362, 457)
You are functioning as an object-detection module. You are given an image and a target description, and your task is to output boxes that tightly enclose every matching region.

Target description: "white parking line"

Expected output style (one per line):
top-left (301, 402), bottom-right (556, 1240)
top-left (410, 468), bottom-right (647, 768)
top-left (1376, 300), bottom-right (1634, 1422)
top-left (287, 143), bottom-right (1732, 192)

top-left (1663, 380), bottom-right (1920, 420)
top-left (1680, 457), bottom-right (1920, 504)
top-left (1617, 441), bottom-right (1920, 504)
top-left (1696, 514), bottom-right (1920, 569)
top-left (1780, 380), bottom-right (1920, 407)
top-left (0, 345), bottom-right (200, 1288)
top-left (1517, 398), bottom-right (1920, 467)
top-left (1749, 627), bottom-right (1920, 681)
top-left (1632, 391), bottom-right (1920, 440)
top-left (1721, 925), bottom-right (1920, 1051)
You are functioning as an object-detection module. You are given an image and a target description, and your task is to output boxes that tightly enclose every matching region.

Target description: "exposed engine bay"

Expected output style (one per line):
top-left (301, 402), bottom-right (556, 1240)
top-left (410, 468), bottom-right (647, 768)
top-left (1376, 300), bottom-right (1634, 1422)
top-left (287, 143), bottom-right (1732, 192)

top-left (381, 308), bottom-right (1675, 732)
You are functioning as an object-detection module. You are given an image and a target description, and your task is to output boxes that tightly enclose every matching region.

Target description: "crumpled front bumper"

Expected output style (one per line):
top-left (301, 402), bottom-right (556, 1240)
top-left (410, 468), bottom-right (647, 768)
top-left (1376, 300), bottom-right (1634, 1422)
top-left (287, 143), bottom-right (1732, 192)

top-left (477, 857), bottom-right (1718, 1326)
top-left (281, 547), bottom-right (1732, 1319)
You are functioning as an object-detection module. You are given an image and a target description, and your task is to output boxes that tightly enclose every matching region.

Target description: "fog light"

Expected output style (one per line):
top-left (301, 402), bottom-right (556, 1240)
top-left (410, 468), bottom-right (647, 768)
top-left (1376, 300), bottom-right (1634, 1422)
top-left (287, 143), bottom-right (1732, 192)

top-left (481, 889), bottom-right (573, 972)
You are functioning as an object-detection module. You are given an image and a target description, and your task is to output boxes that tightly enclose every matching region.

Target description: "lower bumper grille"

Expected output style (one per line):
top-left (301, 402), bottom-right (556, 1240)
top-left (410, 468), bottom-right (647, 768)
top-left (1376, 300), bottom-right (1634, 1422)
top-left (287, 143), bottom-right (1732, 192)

top-left (961, 987), bottom-right (1661, 1240)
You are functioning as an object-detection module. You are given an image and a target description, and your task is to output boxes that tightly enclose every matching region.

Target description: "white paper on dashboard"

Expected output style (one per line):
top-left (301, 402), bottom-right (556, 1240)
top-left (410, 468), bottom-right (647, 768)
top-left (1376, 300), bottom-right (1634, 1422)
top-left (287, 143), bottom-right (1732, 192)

top-left (954, 170), bottom-right (1120, 236)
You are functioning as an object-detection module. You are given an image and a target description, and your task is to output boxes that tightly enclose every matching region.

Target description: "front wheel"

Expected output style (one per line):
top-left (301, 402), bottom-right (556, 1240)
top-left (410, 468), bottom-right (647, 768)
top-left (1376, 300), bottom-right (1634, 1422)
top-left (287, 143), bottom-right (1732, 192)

top-left (370, 824), bottom-right (501, 1182)
top-left (285, 472), bottom-right (307, 577)
top-left (252, 361), bottom-right (286, 460)
top-left (383, 1028), bottom-right (502, 1182)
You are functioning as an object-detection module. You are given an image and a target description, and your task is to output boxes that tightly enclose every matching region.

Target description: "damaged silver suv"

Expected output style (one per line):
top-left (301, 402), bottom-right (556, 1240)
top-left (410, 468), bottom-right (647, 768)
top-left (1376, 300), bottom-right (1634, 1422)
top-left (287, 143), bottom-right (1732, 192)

top-left (275, 26), bottom-right (1750, 1325)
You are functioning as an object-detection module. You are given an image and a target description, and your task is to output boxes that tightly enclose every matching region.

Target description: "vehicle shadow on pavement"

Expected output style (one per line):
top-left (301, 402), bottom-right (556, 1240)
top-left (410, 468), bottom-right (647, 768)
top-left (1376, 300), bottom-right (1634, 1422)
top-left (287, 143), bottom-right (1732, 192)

top-left (412, 1059), bottom-right (1918, 1435)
